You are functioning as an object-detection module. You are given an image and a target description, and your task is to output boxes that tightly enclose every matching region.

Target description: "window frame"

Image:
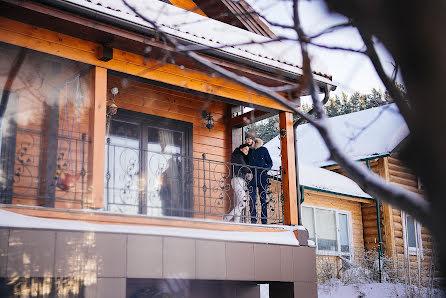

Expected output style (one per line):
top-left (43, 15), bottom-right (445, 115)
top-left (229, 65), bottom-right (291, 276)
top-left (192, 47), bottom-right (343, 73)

top-left (302, 204), bottom-right (353, 258)
top-left (105, 109), bottom-right (193, 216)
top-left (401, 211), bottom-right (423, 257)
top-left (0, 90), bottom-right (18, 204)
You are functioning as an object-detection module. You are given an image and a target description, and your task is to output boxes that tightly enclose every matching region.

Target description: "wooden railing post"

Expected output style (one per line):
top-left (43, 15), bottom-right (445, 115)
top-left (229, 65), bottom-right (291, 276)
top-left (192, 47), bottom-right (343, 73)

top-left (279, 112), bottom-right (298, 225)
top-left (87, 66), bottom-right (107, 208)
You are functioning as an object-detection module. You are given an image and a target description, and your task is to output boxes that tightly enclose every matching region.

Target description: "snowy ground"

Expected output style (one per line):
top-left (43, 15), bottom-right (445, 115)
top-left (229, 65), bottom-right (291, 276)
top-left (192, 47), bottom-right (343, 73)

top-left (318, 280), bottom-right (446, 298)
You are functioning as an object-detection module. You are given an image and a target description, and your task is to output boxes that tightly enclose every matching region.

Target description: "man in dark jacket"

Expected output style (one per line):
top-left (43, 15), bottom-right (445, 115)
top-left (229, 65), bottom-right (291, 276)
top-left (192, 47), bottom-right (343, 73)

top-left (245, 136), bottom-right (273, 224)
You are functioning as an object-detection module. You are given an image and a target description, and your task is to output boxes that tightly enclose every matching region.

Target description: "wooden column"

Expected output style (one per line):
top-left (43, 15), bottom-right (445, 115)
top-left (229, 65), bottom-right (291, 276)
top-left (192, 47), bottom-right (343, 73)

top-left (279, 112), bottom-right (298, 225)
top-left (87, 67), bottom-right (107, 208)
top-left (378, 157), bottom-right (396, 257)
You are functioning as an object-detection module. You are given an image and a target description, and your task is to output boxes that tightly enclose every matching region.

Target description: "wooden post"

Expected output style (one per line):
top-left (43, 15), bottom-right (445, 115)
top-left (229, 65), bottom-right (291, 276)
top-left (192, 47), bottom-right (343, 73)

top-left (378, 157), bottom-right (396, 257)
top-left (87, 67), bottom-right (107, 208)
top-left (279, 112), bottom-right (298, 225)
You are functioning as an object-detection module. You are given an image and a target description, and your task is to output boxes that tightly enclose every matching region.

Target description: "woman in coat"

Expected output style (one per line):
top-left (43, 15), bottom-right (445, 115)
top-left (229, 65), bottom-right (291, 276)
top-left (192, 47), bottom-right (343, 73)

top-left (223, 144), bottom-right (252, 223)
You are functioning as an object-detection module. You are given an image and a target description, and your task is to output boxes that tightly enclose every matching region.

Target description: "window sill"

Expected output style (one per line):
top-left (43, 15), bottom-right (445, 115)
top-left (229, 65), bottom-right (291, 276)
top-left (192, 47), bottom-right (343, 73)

top-left (316, 250), bottom-right (351, 257)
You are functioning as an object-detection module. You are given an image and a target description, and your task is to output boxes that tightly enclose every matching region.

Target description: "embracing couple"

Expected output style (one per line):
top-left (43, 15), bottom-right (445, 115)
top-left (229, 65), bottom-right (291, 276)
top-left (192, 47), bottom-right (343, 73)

top-left (224, 135), bottom-right (273, 224)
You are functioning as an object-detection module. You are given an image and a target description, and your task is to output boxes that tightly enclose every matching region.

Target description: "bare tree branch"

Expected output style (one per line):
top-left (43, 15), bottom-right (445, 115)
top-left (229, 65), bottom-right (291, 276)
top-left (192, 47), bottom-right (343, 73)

top-left (308, 21), bottom-right (353, 39)
top-left (359, 30), bottom-right (413, 127)
top-left (122, 0), bottom-right (431, 228)
top-left (0, 48), bottom-right (26, 118)
top-left (292, 0), bottom-right (431, 227)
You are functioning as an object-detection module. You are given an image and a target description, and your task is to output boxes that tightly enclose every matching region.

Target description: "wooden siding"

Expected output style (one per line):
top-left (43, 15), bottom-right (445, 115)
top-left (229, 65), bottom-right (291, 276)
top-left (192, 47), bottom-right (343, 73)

top-left (321, 156), bottom-right (437, 282)
top-left (386, 155), bottom-right (434, 279)
top-left (0, 16), bottom-right (291, 112)
top-left (108, 75), bottom-right (232, 219)
top-left (0, 42), bottom-right (235, 217)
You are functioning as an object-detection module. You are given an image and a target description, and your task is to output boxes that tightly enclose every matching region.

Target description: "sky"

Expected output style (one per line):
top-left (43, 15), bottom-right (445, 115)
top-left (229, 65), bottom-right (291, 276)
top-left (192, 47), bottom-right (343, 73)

top-left (246, 0), bottom-right (395, 98)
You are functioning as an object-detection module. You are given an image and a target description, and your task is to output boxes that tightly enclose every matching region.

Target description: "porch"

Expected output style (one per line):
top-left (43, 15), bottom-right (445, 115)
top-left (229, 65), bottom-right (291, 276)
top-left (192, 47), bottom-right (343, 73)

top-left (0, 42), bottom-right (294, 226)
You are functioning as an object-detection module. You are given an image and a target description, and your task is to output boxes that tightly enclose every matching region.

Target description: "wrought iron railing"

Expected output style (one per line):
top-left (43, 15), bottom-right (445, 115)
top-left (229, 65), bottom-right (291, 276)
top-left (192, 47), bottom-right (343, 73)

top-left (104, 139), bottom-right (284, 224)
top-left (0, 130), bottom-right (284, 224)
top-left (0, 128), bottom-right (88, 208)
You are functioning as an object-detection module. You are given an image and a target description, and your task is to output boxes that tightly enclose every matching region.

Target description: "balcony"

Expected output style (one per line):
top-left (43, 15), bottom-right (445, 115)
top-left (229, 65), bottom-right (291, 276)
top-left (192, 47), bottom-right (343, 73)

top-left (0, 129), bottom-right (284, 225)
top-left (104, 138), bottom-right (284, 224)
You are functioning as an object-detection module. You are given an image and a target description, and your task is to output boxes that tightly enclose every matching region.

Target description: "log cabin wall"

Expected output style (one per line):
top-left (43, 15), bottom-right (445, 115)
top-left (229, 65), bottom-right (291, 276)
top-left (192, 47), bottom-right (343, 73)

top-left (107, 75), bottom-right (232, 219)
top-left (361, 201), bottom-right (380, 251)
top-left (361, 159), bottom-right (381, 252)
top-left (302, 189), bottom-right (365, 284)
top-left (326, 160), bottom-right (383, 252)
top-left (324, 156), bottom-right (437, 282)
top-left (386, 154), bottom-right (434, 280)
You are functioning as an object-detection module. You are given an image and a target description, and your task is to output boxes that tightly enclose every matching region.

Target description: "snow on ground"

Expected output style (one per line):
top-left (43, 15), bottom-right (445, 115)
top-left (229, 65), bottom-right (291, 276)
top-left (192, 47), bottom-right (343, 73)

top-left (318, 280), bottom-right (446, 298)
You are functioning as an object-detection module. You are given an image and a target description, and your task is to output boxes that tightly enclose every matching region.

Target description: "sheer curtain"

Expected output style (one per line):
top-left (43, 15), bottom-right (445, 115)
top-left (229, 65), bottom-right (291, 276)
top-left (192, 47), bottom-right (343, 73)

top-left (158, 129), bottom-right (182, 216)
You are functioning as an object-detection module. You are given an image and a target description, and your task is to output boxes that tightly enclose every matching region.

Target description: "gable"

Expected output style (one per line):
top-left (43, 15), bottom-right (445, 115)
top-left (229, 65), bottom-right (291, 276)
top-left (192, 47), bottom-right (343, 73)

top-left (193, 0), bottom-right (275, 37)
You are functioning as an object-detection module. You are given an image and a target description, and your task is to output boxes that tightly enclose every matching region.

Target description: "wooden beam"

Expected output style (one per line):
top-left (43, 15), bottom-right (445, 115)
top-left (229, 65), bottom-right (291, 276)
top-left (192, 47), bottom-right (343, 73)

top-left (7, 0), bottom-right (299, 87)
top-left (168, 0), bottom-right (207, 17)
top-left (279, 112), bottom-right (298, 225)
top-left (0, 205), bottom-right (291, 233)
top-left (230, 110), bottom-right (273, 128)
top-left (378, 157), bottom-right (396, 257)
top-left (87, 67), bottom-right (107, 208)
top-left (0, 17), bottom-right (292, 112)
top-left (304, 188), bottom-right (373, 204)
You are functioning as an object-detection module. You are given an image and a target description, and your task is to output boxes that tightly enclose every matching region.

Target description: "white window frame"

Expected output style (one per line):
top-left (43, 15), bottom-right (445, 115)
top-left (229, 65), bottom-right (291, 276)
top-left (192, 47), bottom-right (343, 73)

top-left (401, 211), bottom-right (423, 257)
top-left (302, 205), bottom-right (353, 258)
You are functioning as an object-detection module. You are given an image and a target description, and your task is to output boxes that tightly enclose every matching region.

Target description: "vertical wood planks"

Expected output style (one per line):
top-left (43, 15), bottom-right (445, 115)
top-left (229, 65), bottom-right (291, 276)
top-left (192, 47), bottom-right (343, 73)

top-left (87, 67), bottom-right (107, 208)
top-left (279, 112), bottom-right (298, 225)
top-left (378, 157), bottom-right (396, 257)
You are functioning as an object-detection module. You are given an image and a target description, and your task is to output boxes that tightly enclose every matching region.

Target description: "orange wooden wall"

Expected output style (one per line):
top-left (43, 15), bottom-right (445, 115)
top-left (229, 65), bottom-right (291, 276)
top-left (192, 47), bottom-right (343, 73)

top-left (0, 43), bottom-right (92, 208)
top-left (108, 75), bottom-right (232, 218)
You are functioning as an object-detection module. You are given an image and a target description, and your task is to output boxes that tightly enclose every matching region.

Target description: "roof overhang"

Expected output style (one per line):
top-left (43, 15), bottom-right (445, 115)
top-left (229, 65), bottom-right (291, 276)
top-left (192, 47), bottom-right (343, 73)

top-left (0, 0), bottom-right (334, 95)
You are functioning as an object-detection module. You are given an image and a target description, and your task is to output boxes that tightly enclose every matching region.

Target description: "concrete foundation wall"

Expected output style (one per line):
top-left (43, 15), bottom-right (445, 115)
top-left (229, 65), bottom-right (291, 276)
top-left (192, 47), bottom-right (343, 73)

top-left (0, 227), bottom-right (317, 297)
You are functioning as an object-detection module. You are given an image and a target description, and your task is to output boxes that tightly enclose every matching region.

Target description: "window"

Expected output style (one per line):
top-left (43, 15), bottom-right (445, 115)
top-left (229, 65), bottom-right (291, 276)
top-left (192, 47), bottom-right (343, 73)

top-left (0, 90), bottom-right (18, 204)
top-left (302, 205), bottom-right (352, 257)
top-left (402, 212), bottom-right (422, 255)
top-left (104, 110), bottom-right (193, 217)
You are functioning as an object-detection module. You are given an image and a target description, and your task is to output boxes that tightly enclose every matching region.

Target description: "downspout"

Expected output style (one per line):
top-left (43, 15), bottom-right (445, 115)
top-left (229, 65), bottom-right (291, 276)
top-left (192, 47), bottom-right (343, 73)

top-left (294, 85), bottom-right (331, 225)
top-left (366, 159), bottom-right (383, 282)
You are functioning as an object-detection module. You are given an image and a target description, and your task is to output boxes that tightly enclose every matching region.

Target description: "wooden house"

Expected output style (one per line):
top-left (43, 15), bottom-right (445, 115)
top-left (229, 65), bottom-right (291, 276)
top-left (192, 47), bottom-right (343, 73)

top-left (266, 103), bottom-right (435, 284)
top-left (0, 0), bottom-right (336, 297)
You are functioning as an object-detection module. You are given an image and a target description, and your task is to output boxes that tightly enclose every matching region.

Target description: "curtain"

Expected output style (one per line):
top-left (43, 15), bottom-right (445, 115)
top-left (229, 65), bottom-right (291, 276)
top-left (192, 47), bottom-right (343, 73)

top-left (159, 129), bottom-right (183, 216)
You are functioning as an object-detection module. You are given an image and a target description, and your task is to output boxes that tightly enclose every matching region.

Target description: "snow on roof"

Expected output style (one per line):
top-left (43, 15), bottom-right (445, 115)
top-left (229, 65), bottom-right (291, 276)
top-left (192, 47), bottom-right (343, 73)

top-left (297, 103), bottom-right (408, 166)
top-left (265, 103), bottom-right (409, 168)
top-left (266, 143), bottom-right (371, 198)
top-left (0, 209), bottom-right (300, 246)
top-left (62, 0), bottom-right (332, 83)
top-left (264, 104), bottom-right (408, 198)
top-left (299, 164), bottom-right (371, 198)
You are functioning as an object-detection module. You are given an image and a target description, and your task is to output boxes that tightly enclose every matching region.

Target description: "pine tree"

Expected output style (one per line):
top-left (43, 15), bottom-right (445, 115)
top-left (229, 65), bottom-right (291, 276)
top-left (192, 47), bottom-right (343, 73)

top-left (245, 88), bottom-right (391, 143)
